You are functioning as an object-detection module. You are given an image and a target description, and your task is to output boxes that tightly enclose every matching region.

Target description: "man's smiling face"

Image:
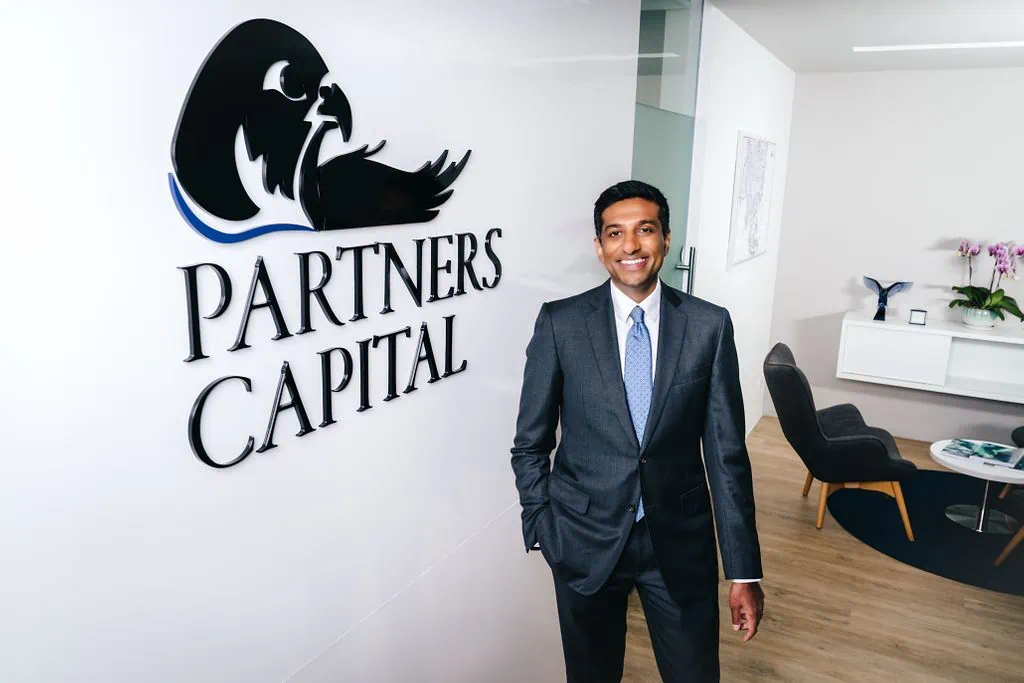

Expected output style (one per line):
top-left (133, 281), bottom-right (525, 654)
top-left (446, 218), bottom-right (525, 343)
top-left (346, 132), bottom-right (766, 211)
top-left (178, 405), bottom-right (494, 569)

top-left (594, 197), bottom-right (670, 302)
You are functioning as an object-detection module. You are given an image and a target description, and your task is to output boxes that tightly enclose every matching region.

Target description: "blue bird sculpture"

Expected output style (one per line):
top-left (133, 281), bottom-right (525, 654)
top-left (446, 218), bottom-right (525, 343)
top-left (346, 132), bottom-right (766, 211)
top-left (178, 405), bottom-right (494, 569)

top-left (864, 277), bottom-right (912, 321)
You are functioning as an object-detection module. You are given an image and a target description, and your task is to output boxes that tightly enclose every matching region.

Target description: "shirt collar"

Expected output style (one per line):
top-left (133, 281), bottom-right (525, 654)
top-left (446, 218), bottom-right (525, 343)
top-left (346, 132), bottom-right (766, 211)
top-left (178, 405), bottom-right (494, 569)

top-left (609, 279), bottom-right (661, 326)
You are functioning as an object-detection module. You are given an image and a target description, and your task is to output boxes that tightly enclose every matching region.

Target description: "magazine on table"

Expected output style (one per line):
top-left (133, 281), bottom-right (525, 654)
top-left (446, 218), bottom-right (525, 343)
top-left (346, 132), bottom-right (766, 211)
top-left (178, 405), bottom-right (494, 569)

top-left (941, 439), bottom-right (1024, 469)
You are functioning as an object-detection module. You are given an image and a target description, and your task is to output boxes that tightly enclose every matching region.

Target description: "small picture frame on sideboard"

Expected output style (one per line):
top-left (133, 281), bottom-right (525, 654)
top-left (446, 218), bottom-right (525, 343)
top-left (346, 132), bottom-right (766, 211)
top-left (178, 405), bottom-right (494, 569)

top-left (909, 309), bottom-right (927, 326)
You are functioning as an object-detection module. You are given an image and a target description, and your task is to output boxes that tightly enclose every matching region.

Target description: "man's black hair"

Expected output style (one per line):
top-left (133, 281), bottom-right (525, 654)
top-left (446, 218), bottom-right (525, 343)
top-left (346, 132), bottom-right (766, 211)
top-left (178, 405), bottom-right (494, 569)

top-left (593, 180), bottom-right (670, 238)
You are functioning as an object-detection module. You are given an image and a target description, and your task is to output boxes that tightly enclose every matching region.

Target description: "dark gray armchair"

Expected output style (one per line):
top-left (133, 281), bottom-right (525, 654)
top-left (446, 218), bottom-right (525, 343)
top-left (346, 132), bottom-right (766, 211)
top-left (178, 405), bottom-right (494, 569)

top-left (998, 426), bottom-right (1023, 502)
top-left (763, 342), bottom-right (917, 541)
top-left (995, 426), bottom-right (1024, 566)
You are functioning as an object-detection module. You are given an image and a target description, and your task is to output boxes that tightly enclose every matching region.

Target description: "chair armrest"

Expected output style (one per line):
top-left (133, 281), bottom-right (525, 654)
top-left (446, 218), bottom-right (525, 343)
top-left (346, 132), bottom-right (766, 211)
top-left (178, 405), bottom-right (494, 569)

top-left (823, 431), bottom-right (918, 481)
top-left (865, 427), bottom-right (918, 477)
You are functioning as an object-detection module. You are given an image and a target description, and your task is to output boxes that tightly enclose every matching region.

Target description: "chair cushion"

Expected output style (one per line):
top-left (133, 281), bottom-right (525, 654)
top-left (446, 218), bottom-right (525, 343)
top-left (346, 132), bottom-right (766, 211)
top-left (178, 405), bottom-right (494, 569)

top-left (816, 403), bottom-right (866, 438)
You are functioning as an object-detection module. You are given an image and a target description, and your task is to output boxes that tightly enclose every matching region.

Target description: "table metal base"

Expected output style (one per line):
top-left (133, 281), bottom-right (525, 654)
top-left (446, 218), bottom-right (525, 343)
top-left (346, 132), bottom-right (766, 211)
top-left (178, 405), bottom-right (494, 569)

top-left (944, 479), bottom-right (1020, 534)
top-left (945, 504), bottom-right (1019, 535)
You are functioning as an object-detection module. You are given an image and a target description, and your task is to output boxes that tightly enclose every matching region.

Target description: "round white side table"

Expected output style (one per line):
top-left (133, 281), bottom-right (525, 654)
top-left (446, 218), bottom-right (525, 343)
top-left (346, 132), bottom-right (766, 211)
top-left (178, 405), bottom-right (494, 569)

top-left (929, 439), bottom-right (1024, 535)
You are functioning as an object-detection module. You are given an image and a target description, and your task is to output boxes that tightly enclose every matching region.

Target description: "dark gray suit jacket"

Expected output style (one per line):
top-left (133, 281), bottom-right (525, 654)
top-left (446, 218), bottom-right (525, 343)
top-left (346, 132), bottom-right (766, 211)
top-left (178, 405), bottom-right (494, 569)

top-left (511, 280), bottom-right (761, 611)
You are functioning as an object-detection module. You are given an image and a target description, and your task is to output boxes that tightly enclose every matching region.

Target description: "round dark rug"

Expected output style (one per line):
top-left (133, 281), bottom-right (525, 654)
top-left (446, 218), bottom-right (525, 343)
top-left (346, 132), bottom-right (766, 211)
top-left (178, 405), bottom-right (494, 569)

top-left (826, 470), bottom-right (1024, 596)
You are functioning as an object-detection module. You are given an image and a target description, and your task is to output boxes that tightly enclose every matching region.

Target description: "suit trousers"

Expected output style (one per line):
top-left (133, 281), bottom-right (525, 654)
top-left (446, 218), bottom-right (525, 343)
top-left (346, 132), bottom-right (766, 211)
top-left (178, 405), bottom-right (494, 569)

top-left (551, 518), bottom-right (720, 683)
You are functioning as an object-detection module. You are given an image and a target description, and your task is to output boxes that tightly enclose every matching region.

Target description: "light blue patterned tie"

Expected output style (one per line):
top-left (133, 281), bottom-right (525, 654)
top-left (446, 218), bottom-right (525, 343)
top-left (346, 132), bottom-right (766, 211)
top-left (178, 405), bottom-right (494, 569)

top-left (624, 306), bottom-right (652, 522)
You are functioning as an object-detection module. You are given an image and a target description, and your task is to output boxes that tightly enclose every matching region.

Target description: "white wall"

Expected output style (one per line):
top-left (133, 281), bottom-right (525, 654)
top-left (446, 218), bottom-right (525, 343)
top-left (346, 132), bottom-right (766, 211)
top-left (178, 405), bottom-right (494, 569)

top-left (768, 68), bottom-right (1024, 443)
top-left (688, 4), bottom-right (796, 434)
top-left (0, 2), bottom-right (640, 681)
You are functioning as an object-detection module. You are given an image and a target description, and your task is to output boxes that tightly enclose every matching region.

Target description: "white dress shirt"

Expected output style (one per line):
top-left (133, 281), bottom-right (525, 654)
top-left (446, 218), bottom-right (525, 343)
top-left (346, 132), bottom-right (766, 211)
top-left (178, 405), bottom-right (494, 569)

top-left (607, 281), bottom-right (761, 585)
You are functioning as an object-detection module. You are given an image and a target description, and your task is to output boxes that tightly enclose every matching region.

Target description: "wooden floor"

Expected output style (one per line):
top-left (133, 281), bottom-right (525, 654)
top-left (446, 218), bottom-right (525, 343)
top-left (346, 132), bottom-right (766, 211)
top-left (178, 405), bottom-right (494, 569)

top-left (622, 416), bottom-right (1024, 682)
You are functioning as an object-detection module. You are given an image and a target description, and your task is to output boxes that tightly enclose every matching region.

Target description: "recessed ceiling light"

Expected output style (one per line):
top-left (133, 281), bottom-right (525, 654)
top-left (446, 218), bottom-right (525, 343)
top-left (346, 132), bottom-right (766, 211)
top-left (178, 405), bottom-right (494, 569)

top-left (853, 41), bottom-right (1024, 53)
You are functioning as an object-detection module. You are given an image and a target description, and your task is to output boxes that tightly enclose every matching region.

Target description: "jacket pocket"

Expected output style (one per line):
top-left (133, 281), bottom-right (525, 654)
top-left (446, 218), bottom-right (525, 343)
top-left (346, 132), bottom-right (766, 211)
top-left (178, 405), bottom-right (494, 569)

top-left (671, 365), bottom-right (712, 387)
top-left (549, 474), bottom-right (591, 515)
top-left (679, 481), bottom-right (710, 516)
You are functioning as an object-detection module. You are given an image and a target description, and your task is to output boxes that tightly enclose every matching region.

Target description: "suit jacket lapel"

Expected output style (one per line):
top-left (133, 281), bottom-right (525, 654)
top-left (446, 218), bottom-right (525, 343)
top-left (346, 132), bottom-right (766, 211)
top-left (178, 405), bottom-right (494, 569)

top-left (640, 286), bottom-right (688, 454)
top-left (586, 284), bottom-right (640, 449)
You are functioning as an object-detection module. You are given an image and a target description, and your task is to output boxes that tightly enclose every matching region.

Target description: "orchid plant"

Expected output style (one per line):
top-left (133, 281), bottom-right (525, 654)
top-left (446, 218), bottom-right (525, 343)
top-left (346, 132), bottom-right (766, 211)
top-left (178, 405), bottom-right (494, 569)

top-left (950, 240), bottom-right (1024, 322)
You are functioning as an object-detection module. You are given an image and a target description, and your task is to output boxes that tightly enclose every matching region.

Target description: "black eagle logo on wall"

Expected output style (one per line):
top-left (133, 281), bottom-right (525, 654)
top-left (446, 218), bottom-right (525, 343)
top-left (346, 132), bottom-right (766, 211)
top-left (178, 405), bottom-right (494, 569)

top-left (169, 18), bottom-right (471, 243)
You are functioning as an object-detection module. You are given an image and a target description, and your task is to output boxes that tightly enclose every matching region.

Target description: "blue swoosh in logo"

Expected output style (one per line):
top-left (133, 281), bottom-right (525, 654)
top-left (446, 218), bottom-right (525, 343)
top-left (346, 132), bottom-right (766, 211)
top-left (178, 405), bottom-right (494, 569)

top-left (168, 173), bottom-right (315, 244)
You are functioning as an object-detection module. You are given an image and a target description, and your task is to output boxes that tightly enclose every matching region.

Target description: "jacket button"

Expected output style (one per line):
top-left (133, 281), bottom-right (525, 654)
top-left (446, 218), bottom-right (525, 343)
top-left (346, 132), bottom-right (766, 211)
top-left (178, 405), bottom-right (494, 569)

top-left (627, 504), bottom-right (636, 513)
top-left (640, 458), bottom-right (647, 465)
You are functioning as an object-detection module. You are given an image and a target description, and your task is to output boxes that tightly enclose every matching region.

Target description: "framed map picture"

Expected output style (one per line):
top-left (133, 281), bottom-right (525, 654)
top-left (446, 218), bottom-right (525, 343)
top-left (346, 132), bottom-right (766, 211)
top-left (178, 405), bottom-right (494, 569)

top-left (727, 131), bottom-right (777, 268)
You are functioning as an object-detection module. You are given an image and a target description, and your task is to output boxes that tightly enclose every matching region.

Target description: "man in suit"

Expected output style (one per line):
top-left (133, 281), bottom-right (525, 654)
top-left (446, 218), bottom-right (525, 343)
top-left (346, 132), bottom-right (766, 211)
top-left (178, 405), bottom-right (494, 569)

top-left (511, 181), bottom-right (764, 682)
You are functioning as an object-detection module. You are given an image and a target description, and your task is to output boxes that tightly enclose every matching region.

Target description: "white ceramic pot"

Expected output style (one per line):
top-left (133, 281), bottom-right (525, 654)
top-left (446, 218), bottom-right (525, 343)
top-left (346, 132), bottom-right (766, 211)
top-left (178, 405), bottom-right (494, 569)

top-left (961, 307), bottom-right (998, 329)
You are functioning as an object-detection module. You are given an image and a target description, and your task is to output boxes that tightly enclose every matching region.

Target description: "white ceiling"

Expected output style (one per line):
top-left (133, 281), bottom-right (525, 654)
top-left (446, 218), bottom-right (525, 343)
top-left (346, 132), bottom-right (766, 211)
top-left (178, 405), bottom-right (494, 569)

top-left (713, 0), bottom-right (1024, 72)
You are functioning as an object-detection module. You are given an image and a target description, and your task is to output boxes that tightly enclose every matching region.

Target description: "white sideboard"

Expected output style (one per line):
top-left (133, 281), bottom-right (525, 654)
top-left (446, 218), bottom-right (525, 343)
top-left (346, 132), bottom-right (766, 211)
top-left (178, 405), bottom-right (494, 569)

top-left (836, 311), bottom-right (1024, 405)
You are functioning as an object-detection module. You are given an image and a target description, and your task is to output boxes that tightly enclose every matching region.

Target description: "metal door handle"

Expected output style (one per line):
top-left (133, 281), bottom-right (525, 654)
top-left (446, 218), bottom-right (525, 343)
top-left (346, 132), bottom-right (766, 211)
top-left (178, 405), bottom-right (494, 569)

top-left (675, 246), bottom-right (696, 295)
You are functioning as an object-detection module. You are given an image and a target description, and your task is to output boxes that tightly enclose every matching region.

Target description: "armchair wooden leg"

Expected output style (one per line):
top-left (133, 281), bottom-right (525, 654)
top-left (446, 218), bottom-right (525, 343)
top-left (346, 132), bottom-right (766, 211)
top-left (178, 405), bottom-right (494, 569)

top-left (892, 481), bottom-right (915, 542)
top-left (999, 483), bottom-right (1013, 500)
top-left (995, 525), bottom-right (1024, 566)
top-left (802, 471), bottom-right (814, 498)
top-left (816, 482), bottom-right (830, 529)
top-left (819, 481), bottom-right (914, 541)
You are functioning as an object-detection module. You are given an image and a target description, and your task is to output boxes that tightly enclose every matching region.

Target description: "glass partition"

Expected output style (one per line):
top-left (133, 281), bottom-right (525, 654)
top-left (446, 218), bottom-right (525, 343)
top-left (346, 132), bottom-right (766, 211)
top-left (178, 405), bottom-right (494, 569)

top-left (631, 0), bottom-right (703, 292)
